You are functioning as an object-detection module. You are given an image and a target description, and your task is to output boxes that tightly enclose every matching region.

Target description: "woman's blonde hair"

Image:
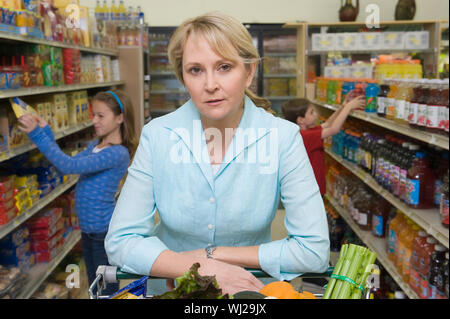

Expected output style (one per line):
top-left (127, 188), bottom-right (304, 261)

top-left (168, 11), bottom-right (273, 113)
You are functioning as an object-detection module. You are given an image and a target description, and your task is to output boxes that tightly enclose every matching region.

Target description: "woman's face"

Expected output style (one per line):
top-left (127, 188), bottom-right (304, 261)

top-left (92, 100), bottom-right (123, 138)
top-left (182, 34), bottom-right (256, 124)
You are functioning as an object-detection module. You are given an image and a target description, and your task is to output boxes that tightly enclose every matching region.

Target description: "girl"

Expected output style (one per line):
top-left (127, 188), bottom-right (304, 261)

top-left (19, 90), bottom-right (138, 295)
top-left (105, 12), bottom-right (330, 296)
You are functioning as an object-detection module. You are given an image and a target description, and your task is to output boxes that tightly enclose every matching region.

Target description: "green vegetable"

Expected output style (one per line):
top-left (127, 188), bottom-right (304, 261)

top-left (151, 263), bottom-right (231, 299)
top-left (323, 244), bottom-right (377, 299)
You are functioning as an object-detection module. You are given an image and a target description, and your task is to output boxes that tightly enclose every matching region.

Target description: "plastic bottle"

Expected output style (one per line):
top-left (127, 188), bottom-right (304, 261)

top-left (377, 79), bottom-right (390, 117)
top-left (427, 244), bottom-right (447, 299)
top-left (117, 0), bottom-right (126, 22)
top-left (387, 210), bottom-right (405, 263)
top-left (440, 170), bottom-right (449, 229)
top-left (406, 151), bottom-right (436, 209)
top-left (375, 139), bottom-right (386, 185)
top-left (102, 0), bottom-right (109, 21)
top-left (386, 79), bottom-right (398, 120)
top-left (416, 79), bottom-right (431, 130)
top-left (365, 81), bottom-right (379, 113)
top-left (372, 198), bottom-right (391, 238)
top-left (396, 217), bottom-right (412, 272)
top-left (418, 236), bottom-right (437, 299)
top-left (394, 79), bottom-right (409, 124)
top-left (398, 142), bottom-right (411, 201)
top-left (327, 79), bottom-right (337, 105)
top-left (408, 79), bottom-right (422, 128)
top-left (402, 223), bottom-right (420, 283)
top-left (95, 0), bottom-right (103, 21)
top-left (110, 0), bottom-right (117, 22)
top-left (444, 252), bottom-right (449, 299)
top-left (410, 230), bottom-right (429, 294)
top-left (391, 139), bottom-right (403, 197)
top-left (433, 152), bottom-right (449, 208)
top-left (441, 79), bottom-right (449, 134)
top-left (342, 81), bottom-right (355, 103)
top-left (426, 79), bottom-right (444, 133)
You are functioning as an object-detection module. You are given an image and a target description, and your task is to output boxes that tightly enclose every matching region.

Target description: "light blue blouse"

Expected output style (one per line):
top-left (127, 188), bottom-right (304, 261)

top-left (105, 95), bottom-right (330, 285)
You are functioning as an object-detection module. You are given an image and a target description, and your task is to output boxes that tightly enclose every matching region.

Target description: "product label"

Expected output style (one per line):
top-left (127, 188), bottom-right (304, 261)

top-left (420, 275), bottom-right (429, 299)
top-left (366, 96), bottom-right (377, 112)
top-left (445, 107), bottom-right (449, 132)
top-left (386, 98), bottom-right (396, 117)
top-left (377, 97), bottom-right (386, 114)
top-left (427, 105), bottom-right (440, 128)
top-left (396, 100), bottom-right (407, 120)
top-left (409, 267), bottom-right (421, 290)
top-left (434, 179), bottom-right (443, 206)
top-left (400, 169), bottom-right (408, 200)
top-left (359, 211), bottom-right (368, 226)
top-left (404, 102), bottom-right (411, 121)
top-left (393, 165), bottom-right (401, 196)
top-left (372, 214), bottom-right (384, 236)
top-left (417, 104), bottom-right (427, 126)
top-left (407, 178), bottom-right (420, 206)
top-left (408, 102), bottom-right (419, 124)
top-left (438, 105), bottom-right (447, 130)
top-left (388, 229), bottom-right (396, 254)
top-left (365, 152), bottom-right (372, 171)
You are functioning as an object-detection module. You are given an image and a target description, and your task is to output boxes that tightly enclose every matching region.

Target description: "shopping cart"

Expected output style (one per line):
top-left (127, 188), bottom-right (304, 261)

top-left (89, 265), bottom-right (376, 299)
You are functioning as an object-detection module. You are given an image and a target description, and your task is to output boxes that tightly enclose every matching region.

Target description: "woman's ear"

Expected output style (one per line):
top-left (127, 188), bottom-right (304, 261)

top-left (245, 62), bottom-right (257, 88)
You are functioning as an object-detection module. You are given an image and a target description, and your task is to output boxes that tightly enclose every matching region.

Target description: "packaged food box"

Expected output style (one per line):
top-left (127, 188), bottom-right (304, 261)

top-left (0, 205), bottom-right (17, 226)
top-left (0, 197), bottom-right (15, 214)
top-left (27, 207), bottom-right (63, 230)
top-left (8, 97), bottom-right (37, 119)
top-left (311, 33), bottom-right (336, 51)
top-left (30, 228), bottom-right (65, 253)
top-left (0, 107), bottom-right (9, 154)
top-left (335, 33), bottom-right (358, 51)
top-left (357, 32), bottom-right (383, 50)
top-left (0, 226), bottom-right (29, 249)
top-left (29, 217), bottom-right (64, 241)
top-left (404, 31), bottom-right (429, 50)
top-left (0, 176), bottom-right (14, 193)
top-left (0, 240), bottom-right (30, 264)
top-left (324, 65), bottom-right (350, 78)
top-left (34, 238), bottom-right (64, 263)
top-left (382, 32), bottom-right (405, 50)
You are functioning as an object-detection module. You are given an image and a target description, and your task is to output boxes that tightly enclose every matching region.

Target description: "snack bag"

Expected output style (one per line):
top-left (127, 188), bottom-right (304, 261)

top-left (109, 276), bottom-right (148, 299)
top-left (9, 98), bottom-right (37, 119)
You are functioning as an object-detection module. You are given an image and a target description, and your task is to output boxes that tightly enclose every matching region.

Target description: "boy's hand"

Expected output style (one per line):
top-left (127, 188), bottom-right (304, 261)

top-left (344, 95), bottom-right (365, 111)
top-left (35, 114), bottom-right (48, 128)
top-left (18, 114), bottom-right (38, 133)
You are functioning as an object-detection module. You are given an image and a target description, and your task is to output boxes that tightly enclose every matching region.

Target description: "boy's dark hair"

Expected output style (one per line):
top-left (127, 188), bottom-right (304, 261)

top-left (281, 98), bottom-right (312, 124)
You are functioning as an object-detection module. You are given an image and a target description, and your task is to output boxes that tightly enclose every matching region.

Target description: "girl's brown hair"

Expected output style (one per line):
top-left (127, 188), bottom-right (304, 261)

top-left (167, 11), bottom-right (273, 114)
top-left (92, 90), bottom-right (139, 161)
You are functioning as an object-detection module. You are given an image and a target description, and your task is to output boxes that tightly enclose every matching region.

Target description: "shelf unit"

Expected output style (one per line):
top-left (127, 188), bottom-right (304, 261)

top-left (313, 100), bottom-right (449, 150)
top-left (325, 194), bottom-right (420, 299)
top-left (0, 175), bottom-right (79, 240)
top-left (325, 148), bottom-right (449, 249)
top-left (284, 20), bottom-right (447, 98)
top-left (0, 27), bottom-right (143, 298)
top-left (17, 229), bottom-right (81, 299)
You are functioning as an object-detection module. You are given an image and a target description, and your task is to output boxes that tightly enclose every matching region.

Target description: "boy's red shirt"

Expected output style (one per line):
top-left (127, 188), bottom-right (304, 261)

top-left (299, 125), bottom-right (326, 195)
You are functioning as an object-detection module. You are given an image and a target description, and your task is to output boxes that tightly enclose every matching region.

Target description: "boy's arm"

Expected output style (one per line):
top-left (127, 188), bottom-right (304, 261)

top-left (321, 104), bottom-right (345, 129)
top-left (321, 96), bottom-right (365, 139)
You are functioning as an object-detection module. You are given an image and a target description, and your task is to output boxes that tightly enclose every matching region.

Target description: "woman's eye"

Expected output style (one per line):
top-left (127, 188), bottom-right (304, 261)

top-left (219, 64), bottom-right (232, 72)
top-left (189, 67), bottom-right (201, 74)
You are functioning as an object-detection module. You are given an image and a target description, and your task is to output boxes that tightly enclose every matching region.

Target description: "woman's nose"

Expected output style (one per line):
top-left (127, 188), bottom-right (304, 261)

top-left (204, 72), bottom-right (218, 92)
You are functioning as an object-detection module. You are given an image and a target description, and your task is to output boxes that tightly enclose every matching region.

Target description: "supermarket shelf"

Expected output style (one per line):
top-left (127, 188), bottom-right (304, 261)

top-left (149, 71), bottom-right (176, 76)
top-left (0, 81), bottom-right (125, 99)
top-left (264, 52), bottom-right (297, 57)
top-left (17, 229), bottom-right (81, 299)
top-left (307, 48), bottom-right (435, 55)
top-left (0, 122), bottom-right (93, 163)
top-left (149, 52), bottom-right (168, 57)
top-left (0, 31), bottom-right (119, 56)
top-left (263, 73), bottom-right (297, 78)
top-left (314, 100), bottom-right (449, 151)
top-left (325, 194), bottom-right (420, 299)
top-left (0, 175), bottom-right (79, 240)
top-left (325, 148), bottom-right (449, 248)
top-left (265, 96), bottom-right (296, 100)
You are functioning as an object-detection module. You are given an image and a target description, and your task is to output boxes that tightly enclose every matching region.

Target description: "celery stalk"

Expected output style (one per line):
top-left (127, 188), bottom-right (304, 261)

top-left (337, 246), bottom-right (366, 299)
top-left (323, 244), bottom-right (348, 299)
top-left (330, 244), bottom-right (357, 299)
top-left (352, 251), bottom-right (377, 299)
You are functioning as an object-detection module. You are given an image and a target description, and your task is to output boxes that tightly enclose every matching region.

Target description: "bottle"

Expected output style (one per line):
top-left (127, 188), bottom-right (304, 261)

top-left (406, 151), bottom-right (436, 209)
top-left (117, 0), bottom-right (126, 22)
top-left (357, 192), bottom-right (373, 231)
top-left (440, 79), bottom-right (449, 134)
top-left (137, 6), bottom-right (145, 25)
top-left (372, 198), bottom-right (390, 238)
top-left (385, 79), bottom-right (398, 120)
top-left (365, 81), bottom-right (379, 113)
top-left (375, 139), bottom-right (386, 185)
top-left (387, 210), bottom-right (405, 263)
top-left (396, 217), bottom-right (412, 272)
top-left (398, 142), bottom-right (411, 201)
top-left (95, 0), bottom-right (103, 21)
top-left (437, 251), bottom-right (448, 299)
top-left (327, 79), bottom-right (337, 105)
top-left (109, 0), bottom-right (117, 22)
top-left (408, 79), bottom-right (421, 128)
top-left (127, 6), bottom-right (134, 24)
top-left (444, 252), bottom-right (449, 299)
top-left (418, 236), bottom-right (437, 299)
top-left (101, 0), bottom-right (109, 21)
top-left (410, 230), bottom-right (429, 294)
top-left (416, 79), bottom-right (430, 130)
top-left (394, 79), bottom-right (409, 124)
top-left (440, 170), bottom-right (449, 228)
top-left (377, 79), bottom-right (390, 117)
top-left (403, 79), bottom-right (414, 123)
top-left (426, 79), bottom-right (444, 133)
top-left (341, 81), bottom-right (355, 103)
top-left (402, 223), bottom-right (420, 283)
top-left (433, 152), bottom-right (449, 208)
top-left (428, 244), bottom-right (447, 299)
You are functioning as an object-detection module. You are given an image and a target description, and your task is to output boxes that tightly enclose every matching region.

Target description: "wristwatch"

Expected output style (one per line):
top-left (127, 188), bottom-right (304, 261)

top-left (205, 244), bottom-right (216, 259)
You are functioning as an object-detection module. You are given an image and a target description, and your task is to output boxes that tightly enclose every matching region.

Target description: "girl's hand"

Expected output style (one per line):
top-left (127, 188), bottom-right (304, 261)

top-left (344, 95), bottom-right (365, 110)
top-left (18, 114), bottom-right (38, 133)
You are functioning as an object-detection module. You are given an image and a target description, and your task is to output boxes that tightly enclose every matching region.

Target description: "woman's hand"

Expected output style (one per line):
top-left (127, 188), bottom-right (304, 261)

top-left (18, 114), bottom-right (38, 133)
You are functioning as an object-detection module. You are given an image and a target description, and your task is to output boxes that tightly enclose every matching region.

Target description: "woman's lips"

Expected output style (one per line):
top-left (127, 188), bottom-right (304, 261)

top-left (205, 99), bottom-right (225, 106)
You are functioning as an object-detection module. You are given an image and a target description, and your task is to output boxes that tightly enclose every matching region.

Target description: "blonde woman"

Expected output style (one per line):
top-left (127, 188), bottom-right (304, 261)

top-left (105, 12), bottom-right (329, 296)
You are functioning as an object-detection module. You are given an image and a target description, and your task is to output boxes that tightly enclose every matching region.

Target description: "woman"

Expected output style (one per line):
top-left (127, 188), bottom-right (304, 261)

top-left (19, 90), bottom-right (138, 295)
top-left (105, 12), bottom-right (329, 295)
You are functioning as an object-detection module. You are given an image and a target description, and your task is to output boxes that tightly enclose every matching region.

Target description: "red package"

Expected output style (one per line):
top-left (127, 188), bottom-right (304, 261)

top-left (0, 176), bottom-right (14, 193)
top-left (30, 228), bottom-right (65, 252)
top-left (0, 206), bottom-right (18, 225)
top-left (34, 238), bottom-right (64, 263)
top-left (0, 188), bottom-right (14, 202)
top-left (27, 208), bottom-right (63, 229)
top-left (29, 218), bottom-right (64, 241)
top-left (0, 197), bottom-right (15, 214)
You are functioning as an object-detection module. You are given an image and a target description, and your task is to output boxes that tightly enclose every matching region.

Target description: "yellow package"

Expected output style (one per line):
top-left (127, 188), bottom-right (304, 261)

top-left (9, 97), bottom-right (37, 118)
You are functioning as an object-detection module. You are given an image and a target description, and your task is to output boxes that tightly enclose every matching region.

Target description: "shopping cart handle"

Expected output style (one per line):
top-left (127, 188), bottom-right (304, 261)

top-left (115, 266), bottom-right (334, 281)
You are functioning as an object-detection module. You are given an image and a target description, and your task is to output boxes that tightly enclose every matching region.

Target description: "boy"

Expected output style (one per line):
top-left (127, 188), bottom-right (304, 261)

top-left (281, 95), bottom-right (365, 195)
